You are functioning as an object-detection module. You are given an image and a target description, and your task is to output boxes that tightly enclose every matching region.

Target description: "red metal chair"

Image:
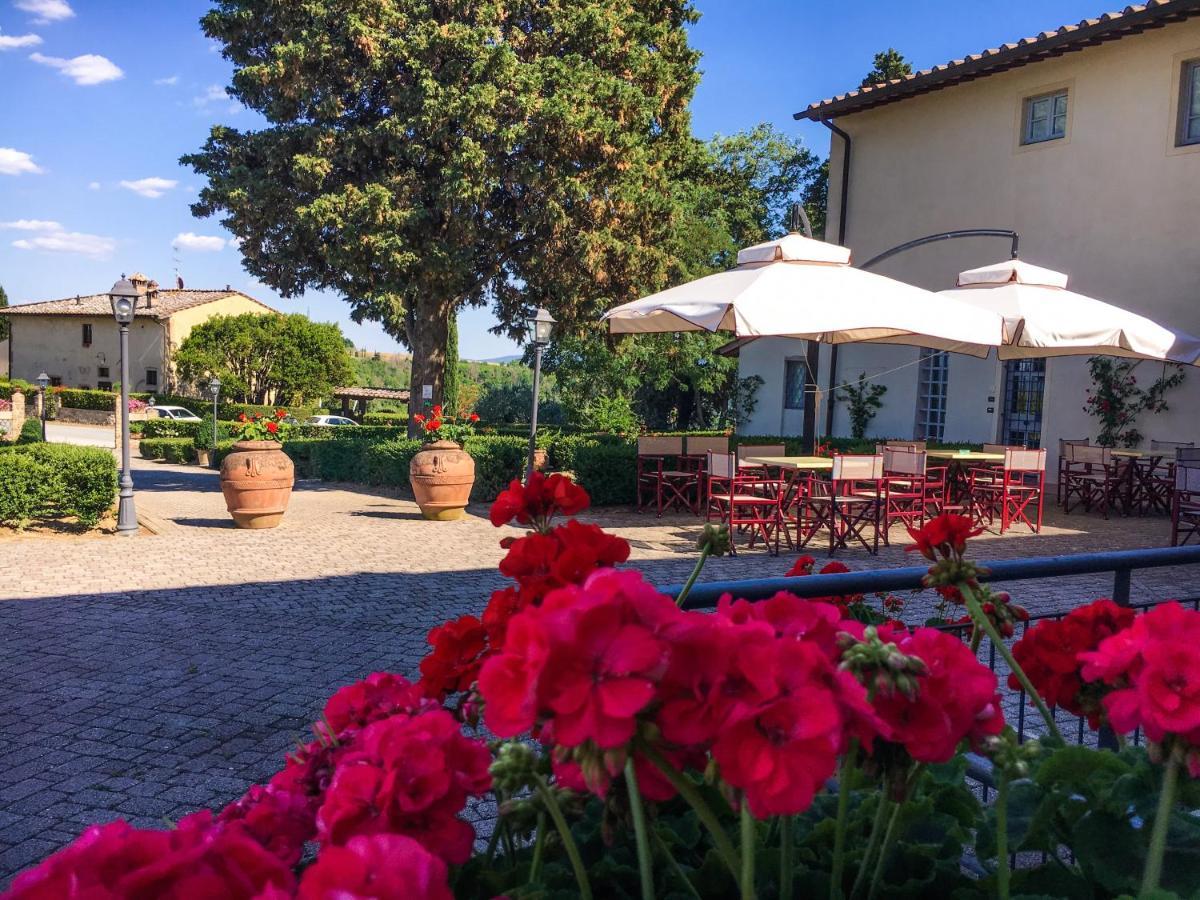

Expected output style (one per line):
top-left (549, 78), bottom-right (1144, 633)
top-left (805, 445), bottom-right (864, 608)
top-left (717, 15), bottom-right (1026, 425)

top-left (636, 436), bottom-right (696, 517)
top-left (798, 454), bottom-right (885, 555)
top-left (1171, 454), bottom-right (1200, 546)
top-left (684, 436), bottom-right (730, 509)
top-left (705, 451), bottom-right (784, 555)
top-left (879, 447), bottom-right (926, 545)
top-left (970, 448), bottom-right (1047, 534)
top-left (1144, 440), bottom-right (1194, 516)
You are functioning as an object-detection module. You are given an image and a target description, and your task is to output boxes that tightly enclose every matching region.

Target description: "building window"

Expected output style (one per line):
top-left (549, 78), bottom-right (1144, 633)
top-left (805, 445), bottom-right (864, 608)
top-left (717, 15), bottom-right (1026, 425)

top-left (98, 366), bottom-right (109, 379)
top-left (145, 368), bottom-right (159, 387)
top-left (915, 351), bottom-right (949, 441)
top-left (50, 376), bottom-right (62, 387)
top-left (81, 323), bottom-right (92, 347)
top-left (1179, 59), bottom-right (1200, 146)
top-left (1022, 89), bottom-right (1068, 144)
top-left (783, 359), bottom-right (807, 410)
top-left (98, 381), bottom-right (112, 391)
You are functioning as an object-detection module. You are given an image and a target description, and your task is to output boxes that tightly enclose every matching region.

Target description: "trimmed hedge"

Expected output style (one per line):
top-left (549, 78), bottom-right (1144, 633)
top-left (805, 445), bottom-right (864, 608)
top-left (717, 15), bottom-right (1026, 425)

top-left (55, 388), bottom-right (115, 411)
top-left (463, 435), bottom-right (526, 501)
top-left (572, 441), bottom-right (638, 506)
top-left (0, 443), bottom-right (118, 527)
top-left (0, 378), bottom-right (34, 399)
top-left (18, 418), bottom-right (43, 444)
top-left (139, 437), bottom-right (195, 464)
top-left (130, 393), bottom-right (319, 422)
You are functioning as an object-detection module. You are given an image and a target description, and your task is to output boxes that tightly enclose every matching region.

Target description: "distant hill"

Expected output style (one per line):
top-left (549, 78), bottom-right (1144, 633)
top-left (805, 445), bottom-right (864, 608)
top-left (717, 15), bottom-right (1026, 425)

top-left (477, 354), bottom-right (523, 364)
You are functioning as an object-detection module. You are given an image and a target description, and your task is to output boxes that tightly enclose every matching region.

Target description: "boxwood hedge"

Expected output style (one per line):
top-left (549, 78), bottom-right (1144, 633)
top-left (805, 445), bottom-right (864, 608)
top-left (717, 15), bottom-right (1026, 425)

top-left (0, 443), bottom-right (118, 528)
top-left (139, 437), bottom-right (195, 464)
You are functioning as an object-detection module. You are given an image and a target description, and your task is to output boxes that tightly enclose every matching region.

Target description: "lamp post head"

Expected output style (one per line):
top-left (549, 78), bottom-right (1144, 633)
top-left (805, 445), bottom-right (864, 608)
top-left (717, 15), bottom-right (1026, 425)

top-left (108, 274), bottom-right (143, 325)
top-left (148, 396), bottom-right (155, 407)
top-left (35, 372), bottom-right (50, 390)
top-left (526, 307), bottom-right (556, 347)
top-left (208, 376), bottom-right (222, 398)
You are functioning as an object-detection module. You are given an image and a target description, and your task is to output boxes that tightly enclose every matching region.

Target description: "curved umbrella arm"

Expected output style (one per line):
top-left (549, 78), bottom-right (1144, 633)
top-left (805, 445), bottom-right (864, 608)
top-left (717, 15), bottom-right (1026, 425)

top-left (858, 228), bottom-right (1019, 271)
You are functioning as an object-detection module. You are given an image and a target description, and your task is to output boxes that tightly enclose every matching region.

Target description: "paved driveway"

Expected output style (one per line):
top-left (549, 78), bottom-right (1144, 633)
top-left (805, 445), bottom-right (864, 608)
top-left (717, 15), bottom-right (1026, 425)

top-left (44, 422), bottom-right (114, 448)
top-left (0, 458), bottom-right (1196, 879)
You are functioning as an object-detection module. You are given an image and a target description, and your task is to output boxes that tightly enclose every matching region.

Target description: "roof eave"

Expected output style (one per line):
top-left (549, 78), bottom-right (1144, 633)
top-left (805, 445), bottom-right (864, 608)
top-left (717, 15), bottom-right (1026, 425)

top-left (795, 1), bottom-right (1200, 121)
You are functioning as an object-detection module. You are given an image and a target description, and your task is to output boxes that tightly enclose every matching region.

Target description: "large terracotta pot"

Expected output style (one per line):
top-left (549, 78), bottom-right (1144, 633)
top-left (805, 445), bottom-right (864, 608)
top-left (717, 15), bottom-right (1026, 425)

top-left (220, 440), bottom-right (295, 529)
top-left (409, 440), bottom-right (475, 521)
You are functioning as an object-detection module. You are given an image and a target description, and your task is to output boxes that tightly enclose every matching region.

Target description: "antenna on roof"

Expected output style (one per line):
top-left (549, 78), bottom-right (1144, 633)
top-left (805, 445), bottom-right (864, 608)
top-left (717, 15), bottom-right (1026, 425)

top-left (172, 248), bottom-right (182, 291)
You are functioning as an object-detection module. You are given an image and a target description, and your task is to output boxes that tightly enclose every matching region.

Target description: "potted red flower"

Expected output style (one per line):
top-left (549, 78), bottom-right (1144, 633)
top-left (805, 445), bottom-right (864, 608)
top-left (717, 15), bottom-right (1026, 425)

top-left (219, 408), bottom-right (295, 529)
top-left (409, 407), bottom-right (481, 520)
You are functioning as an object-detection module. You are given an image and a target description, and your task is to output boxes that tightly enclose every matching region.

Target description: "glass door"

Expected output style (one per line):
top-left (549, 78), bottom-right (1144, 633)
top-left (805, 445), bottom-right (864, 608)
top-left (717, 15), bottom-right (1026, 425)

top-left (1001, 358), bottom-right (1046, 447)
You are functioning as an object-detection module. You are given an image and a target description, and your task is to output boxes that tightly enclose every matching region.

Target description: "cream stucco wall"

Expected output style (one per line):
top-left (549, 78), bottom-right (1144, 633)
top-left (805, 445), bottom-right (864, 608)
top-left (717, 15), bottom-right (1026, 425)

top-left (7, 292), bottom-right (274, 394)
top-left (9, 315), bottom-right (166, 393)
top-left (741, 19), bottom-right (1200, 462)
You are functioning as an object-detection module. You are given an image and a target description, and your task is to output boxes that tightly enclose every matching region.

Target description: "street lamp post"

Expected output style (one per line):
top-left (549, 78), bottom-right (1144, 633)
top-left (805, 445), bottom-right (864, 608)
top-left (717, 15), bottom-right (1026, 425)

top-left (109, 275), bottom-right (144, 536)
top-left (35, 372), bottom-right (49, 441)
top-left (524, 307), bottom-right (555, 481)
top-left (208, 376), bottom-right (221, 468)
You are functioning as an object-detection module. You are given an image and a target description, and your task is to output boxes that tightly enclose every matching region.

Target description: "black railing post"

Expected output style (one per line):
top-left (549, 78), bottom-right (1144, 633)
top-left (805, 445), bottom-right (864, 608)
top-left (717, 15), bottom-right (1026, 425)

top-left (1113, 567), bottom-right (1132, 606)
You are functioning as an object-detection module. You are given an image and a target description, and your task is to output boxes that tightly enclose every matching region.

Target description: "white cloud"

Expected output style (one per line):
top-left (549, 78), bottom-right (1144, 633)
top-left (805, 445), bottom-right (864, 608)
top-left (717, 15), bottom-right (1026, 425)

top-left (30, 52), bottom-right (123, 85)
top-left (0, 218), bottom-right (61, 231)
top-left (173, 232), bottom-right (226, 252)
top-left (87, 180), bottom-right (100, 190)
top-left (0, 147), bottom-right (42, 175)
top-left (11, 229), bottom-right (115, 260)
top-left (154, 74), bottom-right (178, 86)
top-left (194, 83), bottom-right (242, 115)
top-left (0, 31), bottom-right (41, 49)
top-left (15, 0), bottom-right (73, 23)
top-left (119, 176), bottom-right (177, 199)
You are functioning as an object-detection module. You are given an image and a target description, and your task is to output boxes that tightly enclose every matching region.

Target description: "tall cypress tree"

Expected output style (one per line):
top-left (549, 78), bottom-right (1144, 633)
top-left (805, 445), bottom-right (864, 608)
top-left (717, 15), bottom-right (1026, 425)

top-left (184, 1), bottom-right (702, 435)
top-left (443, 313), bottom-right (460, 417)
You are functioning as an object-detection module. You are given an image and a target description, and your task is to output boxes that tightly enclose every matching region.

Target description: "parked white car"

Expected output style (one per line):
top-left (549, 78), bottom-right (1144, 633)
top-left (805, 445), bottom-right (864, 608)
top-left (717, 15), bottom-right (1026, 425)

top-left (305, 415), bottom-right (359, 427)
top-left (149, 405), bottom-right (203, 422)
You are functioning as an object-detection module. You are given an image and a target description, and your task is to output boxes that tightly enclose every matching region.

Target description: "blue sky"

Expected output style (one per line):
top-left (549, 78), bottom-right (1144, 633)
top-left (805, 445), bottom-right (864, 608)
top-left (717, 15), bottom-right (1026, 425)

top-left (0, 0), bottom-right (1107, 359)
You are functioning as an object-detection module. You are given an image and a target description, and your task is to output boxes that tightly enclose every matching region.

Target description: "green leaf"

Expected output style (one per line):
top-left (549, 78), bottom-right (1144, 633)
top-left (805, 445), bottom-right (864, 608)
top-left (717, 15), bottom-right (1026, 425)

top-left (1071, 809), bottom-right (1142, 894)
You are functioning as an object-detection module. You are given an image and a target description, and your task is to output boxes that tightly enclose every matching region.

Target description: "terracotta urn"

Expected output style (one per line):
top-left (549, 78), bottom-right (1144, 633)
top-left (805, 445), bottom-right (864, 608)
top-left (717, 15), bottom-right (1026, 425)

top-left (409, 440), bottom-right (475, 521)
top-left (220, 440), bottom-right (295, 529)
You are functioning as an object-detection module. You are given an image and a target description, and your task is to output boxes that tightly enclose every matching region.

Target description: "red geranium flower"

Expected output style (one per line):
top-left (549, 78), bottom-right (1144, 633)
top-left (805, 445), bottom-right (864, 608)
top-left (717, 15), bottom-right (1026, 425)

top-left (907, 513), bottom-right (982, 561)
top-left (785, 555), bottom-right (816, 576)
top-left (266, 420), bottom-right (279, 434)
top-left (468, 413), bottom-right (480, 422)
top-left (489, 472), bottom-right (590, 530)
top-left (217, 782), bottom-right (316, 866)
top-left (238, 412), bottom-right (248, 423)
top-left (316, 709), bottom-right (491, 864)
top-left (419, 615), bottom-right (488, 700)
top-left (298, 834), bottom-right (452, 900)
top-left (275, 408), bottom-right (287, 419)
top-left (431, 404), bottom-right (443, 417)
top-left (322, 672), bottom-right (425, 735)
top-left (413, 413), bottom-right (426, 423)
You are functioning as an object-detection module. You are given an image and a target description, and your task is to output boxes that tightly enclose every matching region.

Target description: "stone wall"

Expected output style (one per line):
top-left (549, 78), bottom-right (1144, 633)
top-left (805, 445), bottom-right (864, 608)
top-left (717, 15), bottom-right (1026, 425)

top-left (56, 406), bottom-right (116, 426)
top-left (1, 391), bottom-right (26, 442)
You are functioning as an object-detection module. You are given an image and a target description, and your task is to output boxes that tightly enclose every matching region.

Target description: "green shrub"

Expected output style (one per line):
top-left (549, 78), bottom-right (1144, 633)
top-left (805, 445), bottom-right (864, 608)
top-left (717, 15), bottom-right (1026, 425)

top-left (0, 443), bottom-right (117, 528)
top-left (572, 442), bottom-right (637, 506)
top-left (55, 388), bottom-right (115, 411)
top-left (363, 438), bottom-right (422, 487)
top-left (212, 439), bottom-right (238, 468)
top-left (463, 435), bottom-right (527, 502)
top-left (139, 437), bottom-right (194, 464)
top-left (361, 412), bottom-right (409, 427)
top-left (0, 453), bottom-right (48, 525)
top-left (0, 378), bottom-right (34, 399)
top-left (281, 438), bottom-right (324, 478)
top-left (17, 418), bottom-right (43, 444)
top-left (141, 419), bottom-right (201, 439)
top-left (309, 438), bottom-right (372, 483)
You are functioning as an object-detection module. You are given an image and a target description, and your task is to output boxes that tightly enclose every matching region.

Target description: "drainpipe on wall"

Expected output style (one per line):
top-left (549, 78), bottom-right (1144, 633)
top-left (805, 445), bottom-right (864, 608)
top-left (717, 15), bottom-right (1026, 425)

top-left (820, 118), bottom-right (851, 438)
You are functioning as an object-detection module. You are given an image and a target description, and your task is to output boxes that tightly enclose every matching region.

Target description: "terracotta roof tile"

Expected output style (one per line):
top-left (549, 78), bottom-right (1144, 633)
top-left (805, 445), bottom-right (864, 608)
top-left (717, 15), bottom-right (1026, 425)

top-left (0, 289), bottom-right (278, 319)
top-left (797, 1), bottom-right (1200, 120)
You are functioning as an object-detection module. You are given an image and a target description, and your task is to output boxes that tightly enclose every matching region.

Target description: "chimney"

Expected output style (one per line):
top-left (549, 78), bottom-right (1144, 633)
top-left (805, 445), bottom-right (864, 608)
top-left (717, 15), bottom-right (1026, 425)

top-left (74, 295), bottom-right (81, 306)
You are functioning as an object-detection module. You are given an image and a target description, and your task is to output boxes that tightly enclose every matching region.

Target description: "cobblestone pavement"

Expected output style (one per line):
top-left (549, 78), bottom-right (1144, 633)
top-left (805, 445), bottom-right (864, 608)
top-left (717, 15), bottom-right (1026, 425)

top-left (0, 459), bottom-right (1197, 878)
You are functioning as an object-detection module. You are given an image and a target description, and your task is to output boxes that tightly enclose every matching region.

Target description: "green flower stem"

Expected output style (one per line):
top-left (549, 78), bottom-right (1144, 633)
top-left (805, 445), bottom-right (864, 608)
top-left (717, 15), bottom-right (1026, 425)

top-left (866, 800), bottom-right (902, 900)
top-left (641, 742), bottom-right (743, 883)
top-left (850, 791), bottom-right (891, 899)
top-left (829, 750), bottom-right (857, 900)
top-left (995, 776), bottom-right (1010, 900)
top-left (741, 802), bottom-right (756, 900)
top-left (625, 758), bottom-right (656, 900)
top-left (1140, 752), bottom-right (1180, 897)
top-left (533, 774), bottom-right (593, 900)
top-left (528, 811), bottom-right (547, 886)
top-left (675, 544), bottom-right (713, 608)
top-left (969, 625), bottom-right (984, 655)
top-left (652, 827), bottom-right (703, 900)
top-left (780, 814), bottom-right (795, 900)
top-left (958, 580), bottom-right (1064, 744)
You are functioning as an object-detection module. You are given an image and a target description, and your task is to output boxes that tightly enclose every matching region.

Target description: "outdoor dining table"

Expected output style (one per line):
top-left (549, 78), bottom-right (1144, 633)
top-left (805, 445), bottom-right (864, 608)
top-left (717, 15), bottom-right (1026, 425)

top-left (1108, 449), bottom-right (1171, 515)
top-left (925, 450), bottom-right (1006, 508)
top-left (742, 456), bottom-right (834, 545)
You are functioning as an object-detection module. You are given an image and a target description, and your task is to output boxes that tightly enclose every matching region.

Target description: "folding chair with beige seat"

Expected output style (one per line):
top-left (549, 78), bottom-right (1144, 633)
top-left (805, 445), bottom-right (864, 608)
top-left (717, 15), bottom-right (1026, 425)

top-left (636, 436), bottom-right (693, 516)
top-left (1171, 453), bottom-right (1200, 546)
top-left (1057, 438), bottom-right (1090, 505)
top-left (879, 447), bottom-right (927, 543)
top-left (971, 448), bottom-right (1047, 533)
top-left (798, 454), bottom-right (886, 555)
top-left (1061, 444), bottom-right (1126, 519)
top-left (705, 451), bottom-right (784, 555)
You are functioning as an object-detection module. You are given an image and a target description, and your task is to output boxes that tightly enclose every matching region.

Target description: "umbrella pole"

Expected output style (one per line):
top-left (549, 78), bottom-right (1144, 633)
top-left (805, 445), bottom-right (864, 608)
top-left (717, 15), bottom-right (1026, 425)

top-left (813, 386), bottom-right (823, 454)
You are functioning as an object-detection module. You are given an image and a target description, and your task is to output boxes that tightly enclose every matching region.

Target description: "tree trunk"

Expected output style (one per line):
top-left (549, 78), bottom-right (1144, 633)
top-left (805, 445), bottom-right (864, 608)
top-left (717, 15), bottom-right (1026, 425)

top-left (406, 296), bottom-right (450, 438)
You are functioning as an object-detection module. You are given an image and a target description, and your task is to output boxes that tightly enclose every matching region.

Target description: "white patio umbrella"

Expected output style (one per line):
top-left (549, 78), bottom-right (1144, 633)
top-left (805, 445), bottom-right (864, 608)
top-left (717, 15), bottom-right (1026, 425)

top-left (602, 233), bottom-right (1004, 355)
top-left (935, 259), bottom-right (1200, 365)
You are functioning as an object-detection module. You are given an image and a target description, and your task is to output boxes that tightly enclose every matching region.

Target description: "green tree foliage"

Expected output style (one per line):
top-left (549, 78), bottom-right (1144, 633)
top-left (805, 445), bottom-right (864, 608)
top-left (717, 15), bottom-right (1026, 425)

top-left (545, 124), bottom-right (817, 430)
top-left (0, 284), bottom-right (9, 342)
top-left (174, 313), bottom-right (353, 406)
top-left (184, 0), bottom-right (703, 434)
top-left (860, 47), bottom-right (913, 88)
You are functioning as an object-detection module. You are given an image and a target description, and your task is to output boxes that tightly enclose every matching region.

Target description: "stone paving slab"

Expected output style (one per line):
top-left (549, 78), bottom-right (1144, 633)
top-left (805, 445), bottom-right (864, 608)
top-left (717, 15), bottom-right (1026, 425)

top-left (0, 459), bottom-right (1197, 879)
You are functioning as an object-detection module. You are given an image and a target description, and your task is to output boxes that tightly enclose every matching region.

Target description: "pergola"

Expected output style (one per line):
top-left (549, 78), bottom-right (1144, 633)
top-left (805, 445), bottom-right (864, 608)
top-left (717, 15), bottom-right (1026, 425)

top-left (330, 386), bottom-right (410, 420)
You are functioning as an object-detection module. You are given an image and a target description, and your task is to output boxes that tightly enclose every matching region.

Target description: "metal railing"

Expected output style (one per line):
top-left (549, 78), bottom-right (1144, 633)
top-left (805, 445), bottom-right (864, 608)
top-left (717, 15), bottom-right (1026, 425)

top-left (664, 544), bottom-right (1200, 610)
